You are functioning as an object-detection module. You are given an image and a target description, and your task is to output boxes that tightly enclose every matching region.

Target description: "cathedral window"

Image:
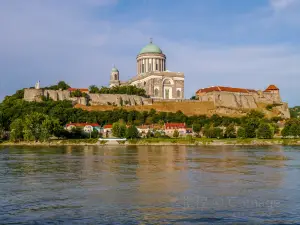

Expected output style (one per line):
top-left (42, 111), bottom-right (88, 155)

top-left (144, 81), bottom-right (146, 86)
top-left (154, 88), bottom-right (159, 96)
top-left (156, 63), bottom-right (158, 71)
top-left (114, 74), bottom-right (118, 80)
top-left (177, 90), bottom-right (181, 98)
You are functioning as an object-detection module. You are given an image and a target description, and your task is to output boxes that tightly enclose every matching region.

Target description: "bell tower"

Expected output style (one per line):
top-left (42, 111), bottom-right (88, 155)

top-left (109, 65), bottom-right (120, 87)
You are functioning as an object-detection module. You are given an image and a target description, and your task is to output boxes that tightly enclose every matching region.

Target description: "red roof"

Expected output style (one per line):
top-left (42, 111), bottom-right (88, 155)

top-left (165, 123), bottom-right (186, 129)
top-left (196, 86), bottom-right (258, 94)
top-left (66, 122), bottom-right (99, 127)
top-left (103, 124), bottom-right (112, 129)
top-left (264, 84), bottom-right (279, 92)
top-left (68, 88), bottom-right (89, 92)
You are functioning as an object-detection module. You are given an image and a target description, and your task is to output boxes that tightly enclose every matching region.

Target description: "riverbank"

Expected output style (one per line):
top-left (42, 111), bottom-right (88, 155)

top-left (1, 138), bottom-right (300, 146)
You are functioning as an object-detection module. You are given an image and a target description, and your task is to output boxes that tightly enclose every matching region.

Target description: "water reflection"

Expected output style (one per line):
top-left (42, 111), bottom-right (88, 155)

top-left (0, 145), bottom-right (300, 224)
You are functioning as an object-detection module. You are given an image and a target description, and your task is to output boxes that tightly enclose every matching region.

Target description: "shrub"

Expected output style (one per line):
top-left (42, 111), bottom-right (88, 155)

top-left (112, 122), bottom-right (126, 138)
top-left (256, 123), bottom-right (274, 139)
top-left (125, 125), bottom-right (139, 139)
top-left (237, 127), bottom-right (246, 139)
top-left (173, 129), bottom-right (179, 138)
top-left (224, 123), bottom-right (236, 138)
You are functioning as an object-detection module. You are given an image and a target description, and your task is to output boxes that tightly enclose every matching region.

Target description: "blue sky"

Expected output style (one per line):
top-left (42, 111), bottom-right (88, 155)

top-left (1, 0), bottom-right (300, 105)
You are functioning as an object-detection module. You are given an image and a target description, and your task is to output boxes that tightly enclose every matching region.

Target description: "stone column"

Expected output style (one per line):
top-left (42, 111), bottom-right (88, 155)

top-left (160, 59), bottom-right (162, 71)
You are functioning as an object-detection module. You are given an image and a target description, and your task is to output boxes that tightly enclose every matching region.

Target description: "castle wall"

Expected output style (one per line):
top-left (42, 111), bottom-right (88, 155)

top-left (24, 89), bottom-right (44, 102)
top-left (88, 94), bottom-right (152, 106)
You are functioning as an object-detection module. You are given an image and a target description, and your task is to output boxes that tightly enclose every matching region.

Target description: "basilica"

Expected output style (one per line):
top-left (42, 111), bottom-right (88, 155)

top-left (109, 39), bottom-right (185, 99)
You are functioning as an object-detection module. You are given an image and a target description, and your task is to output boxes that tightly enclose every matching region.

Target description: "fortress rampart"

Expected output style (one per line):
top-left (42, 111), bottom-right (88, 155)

top-left (23, 86), bottom-right (290, 118)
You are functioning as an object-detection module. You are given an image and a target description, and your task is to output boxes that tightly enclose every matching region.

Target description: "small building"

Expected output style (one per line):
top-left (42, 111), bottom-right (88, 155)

top-left (65, 122), bottom-right (101, 133)
top-left (103, 124), bottom-right (113, 133)
top-left (164, 123), bottom-right (186, 136)
top-left (137, 125), bottom-right (151, 135)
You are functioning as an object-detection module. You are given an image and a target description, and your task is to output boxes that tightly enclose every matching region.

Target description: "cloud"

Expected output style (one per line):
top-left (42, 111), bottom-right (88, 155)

top-left (269, 0), bottom-right (298, 10)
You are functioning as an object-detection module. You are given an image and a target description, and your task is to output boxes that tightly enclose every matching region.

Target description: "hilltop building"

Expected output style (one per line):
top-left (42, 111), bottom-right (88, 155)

top-left (109, 39), bottom-right (185, 100)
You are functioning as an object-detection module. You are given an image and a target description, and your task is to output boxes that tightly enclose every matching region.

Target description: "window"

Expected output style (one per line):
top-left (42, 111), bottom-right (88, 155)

top-left (177, 90), bottom-right (181, 98)
top-left (114, 74), bottom-right (118, 80)
top-left (144, 81), bottom-right (146, 86)
top-left (156, 63), bottom-right (158, 71)
top-left (142, 64), bottom-right (145, 73)
top-left (154, 88), bottom-right (159, 96)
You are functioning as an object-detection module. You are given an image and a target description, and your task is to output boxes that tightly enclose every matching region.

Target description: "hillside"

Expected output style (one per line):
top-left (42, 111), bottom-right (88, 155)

top-left (75, 101), bottom-right (284, 118)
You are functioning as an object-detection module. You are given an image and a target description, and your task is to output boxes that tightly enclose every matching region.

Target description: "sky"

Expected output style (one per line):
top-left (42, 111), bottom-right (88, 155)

top-left (0, 0), bottom-right (300, 105)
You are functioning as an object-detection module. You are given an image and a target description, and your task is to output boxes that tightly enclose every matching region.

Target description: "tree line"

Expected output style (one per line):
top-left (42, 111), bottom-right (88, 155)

top-left (89, 85), bottom-right (148, 97)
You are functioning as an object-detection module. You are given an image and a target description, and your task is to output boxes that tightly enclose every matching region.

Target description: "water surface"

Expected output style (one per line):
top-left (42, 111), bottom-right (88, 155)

top-left (1, 145), bottom-right (300, 224)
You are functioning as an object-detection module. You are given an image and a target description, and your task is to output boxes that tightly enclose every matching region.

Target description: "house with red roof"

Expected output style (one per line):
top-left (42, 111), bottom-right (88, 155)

top-left (164, 123), bottom-right (187, 136)
top-left (65, 122), bottom-right (101, 133)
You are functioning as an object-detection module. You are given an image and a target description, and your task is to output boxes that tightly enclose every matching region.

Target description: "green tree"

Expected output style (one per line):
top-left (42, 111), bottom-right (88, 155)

top-left (23, 112), bottom-right (48, 141)
top-left (10, 118), bottom-right (24, 142)
top-left (244, 118), bottom-right (260, 138)
top-left (70, 89), bottom-right (83, 97)
top-left (192, 124), bottom-right (202, 137)
top-left (40, 117), bottom-right (63, 141)
top-left (112, 122), bottom-right (126, 138)
top-left (89, 85), bottom-right (99, 93)
top-left (281, 126), bottom-right (289, 138)
top-left (224, 123), bottom-right (236, 138)
top-left (190, 96), bottom-right (199, 100)
top-left (173, 129), bottom-right (179, 138)
top-left (57, 81), bottom-right (70, 90)
top-left (237, 127), bottom-right (246, 139)
top-left (126, 125), bottom-right (139, 139)
top-left (290, 124), bottom-right (300, 137)
top-left (256, 123), bottom-right (274, 139)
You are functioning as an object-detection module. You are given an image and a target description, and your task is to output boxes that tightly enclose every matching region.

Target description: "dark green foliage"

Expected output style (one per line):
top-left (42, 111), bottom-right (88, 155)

top-left (256, 123), bottom-right (274, 139)
top-left (237, 127), bottom-right (246, 139)
top-left (89, 85), bottom-right (100, 93)
top-left (173, 129), bottom-right (179, 138)
top-left (203, 125), bottom-right (223, 138)
top-left (112, 122), bottom-right (126, 138)
top-left (125, 125), bottom-right (139, 139)
top-left (70, 89), bottom-right (87, 98)
top-left (89, 85), bottom-right (148, 97)
top-left (243, 118), bottom-right (260, 138)
top-left (190, 96), bottom-right (199, 100)
top-left (281, 118), bottom-right (300, 137)
top-left (192, 124), bottom-right (202, 137)
top-left (224, 123), bottom-right (236, 138)
top-left (290, 106), bottom-right (300, 118)
top-left (45, 81), bottom-right (70, 90)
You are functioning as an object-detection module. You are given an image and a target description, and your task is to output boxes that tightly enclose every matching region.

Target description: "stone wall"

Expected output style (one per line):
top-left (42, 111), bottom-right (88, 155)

top-left (197, 91), bottom-right (290, 118)
top-left (88, 94), bottom-right (152, 106)
top-left (24, 89), bottom-right (152, 106)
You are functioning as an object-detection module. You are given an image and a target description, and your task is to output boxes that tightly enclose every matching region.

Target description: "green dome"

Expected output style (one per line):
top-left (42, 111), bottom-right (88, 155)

top-left (111, 66), bottom-right (118, 72)
top-left (139, 41), bottom-right (162, 54)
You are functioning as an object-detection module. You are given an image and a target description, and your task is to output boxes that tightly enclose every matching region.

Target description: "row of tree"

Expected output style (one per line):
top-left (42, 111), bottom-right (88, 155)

top-left (89, 85), bottom-right (148, 97)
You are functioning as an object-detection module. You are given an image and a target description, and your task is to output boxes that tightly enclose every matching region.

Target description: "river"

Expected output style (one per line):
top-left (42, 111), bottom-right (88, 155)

top-left (0, 145), bottom-right (300, 224)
